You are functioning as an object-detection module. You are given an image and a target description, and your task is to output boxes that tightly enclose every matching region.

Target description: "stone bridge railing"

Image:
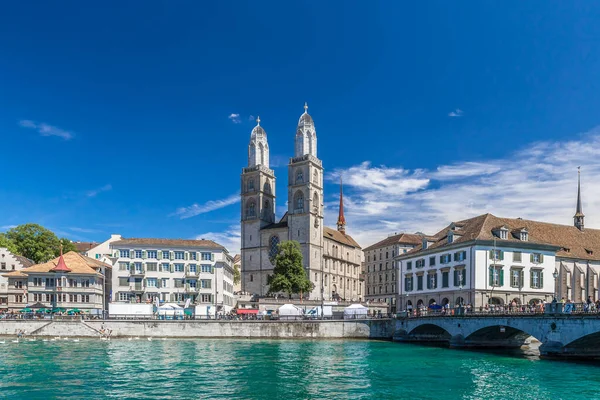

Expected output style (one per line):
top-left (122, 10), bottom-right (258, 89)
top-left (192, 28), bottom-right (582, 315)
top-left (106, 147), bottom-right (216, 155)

top-left (395, 310), bottom-right (600, 360)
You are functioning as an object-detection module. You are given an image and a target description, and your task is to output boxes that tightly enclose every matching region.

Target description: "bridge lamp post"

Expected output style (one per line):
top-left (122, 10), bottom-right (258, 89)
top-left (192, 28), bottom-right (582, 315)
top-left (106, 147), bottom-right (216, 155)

top-left (553, 269), bottom-right (559, 301)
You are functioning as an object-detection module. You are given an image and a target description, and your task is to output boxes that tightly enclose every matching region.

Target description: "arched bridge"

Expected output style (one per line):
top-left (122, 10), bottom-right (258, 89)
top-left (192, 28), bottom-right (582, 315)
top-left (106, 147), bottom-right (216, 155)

top-left (395, 313), bottom-right (600, 359)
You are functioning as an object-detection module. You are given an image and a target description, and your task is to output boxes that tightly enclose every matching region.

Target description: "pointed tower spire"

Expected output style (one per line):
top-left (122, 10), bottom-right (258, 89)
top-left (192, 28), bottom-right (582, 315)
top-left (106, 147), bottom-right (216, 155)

top-left (574, 166), bottom-right (585, 231)
top-left (51, 243), bottom-right (71, 272)
top-left (304, 102), bottom-right (308, 113)
top-left (337, 177), bottom-right (346, 234)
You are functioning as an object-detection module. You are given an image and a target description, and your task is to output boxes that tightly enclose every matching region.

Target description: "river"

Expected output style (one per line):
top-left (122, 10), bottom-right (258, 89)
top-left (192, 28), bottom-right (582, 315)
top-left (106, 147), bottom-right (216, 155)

top-left (0, 339), bottom-right (598, 399)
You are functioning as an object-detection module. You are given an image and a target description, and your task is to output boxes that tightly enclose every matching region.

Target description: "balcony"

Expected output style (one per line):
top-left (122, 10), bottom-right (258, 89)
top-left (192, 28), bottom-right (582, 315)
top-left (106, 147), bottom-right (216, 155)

top-left (185, 284), bottom-right (198, 293)
top-left (185, 269), bottom-right (199, 277)
top-left (130, 284), bottom-right (144, 292)
top-left (129, 269), bottom-right (145, 277)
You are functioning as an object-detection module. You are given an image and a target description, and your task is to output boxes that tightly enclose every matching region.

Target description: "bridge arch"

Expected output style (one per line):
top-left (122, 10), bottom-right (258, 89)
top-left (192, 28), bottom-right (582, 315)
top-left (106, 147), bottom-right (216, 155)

top-left (563, 331), bottom-right (600, 355)
top-left (408, 323), bottom-right (452, 343)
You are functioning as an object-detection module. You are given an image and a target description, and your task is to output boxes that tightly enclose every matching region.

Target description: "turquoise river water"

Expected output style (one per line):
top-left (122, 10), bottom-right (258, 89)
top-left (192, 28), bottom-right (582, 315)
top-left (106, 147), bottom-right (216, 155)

top-left (0, 339), bottom-right (599, 399)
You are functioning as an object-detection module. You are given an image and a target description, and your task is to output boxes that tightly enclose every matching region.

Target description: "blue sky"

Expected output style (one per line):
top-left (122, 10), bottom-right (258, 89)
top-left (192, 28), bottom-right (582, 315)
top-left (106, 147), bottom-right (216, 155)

top-left (3, 2), bottom-right (600, 253)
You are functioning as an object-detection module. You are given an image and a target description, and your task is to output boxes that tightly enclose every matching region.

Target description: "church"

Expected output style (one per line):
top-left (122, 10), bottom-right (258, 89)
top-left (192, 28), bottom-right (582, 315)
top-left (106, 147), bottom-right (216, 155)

top-left (240, 104), bottom-right (363, 301)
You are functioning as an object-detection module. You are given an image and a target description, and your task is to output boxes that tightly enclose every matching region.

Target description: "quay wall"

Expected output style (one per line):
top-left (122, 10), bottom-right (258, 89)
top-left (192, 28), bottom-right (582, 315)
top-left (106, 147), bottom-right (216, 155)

top-left (0, 319), bottom-right (394, 339)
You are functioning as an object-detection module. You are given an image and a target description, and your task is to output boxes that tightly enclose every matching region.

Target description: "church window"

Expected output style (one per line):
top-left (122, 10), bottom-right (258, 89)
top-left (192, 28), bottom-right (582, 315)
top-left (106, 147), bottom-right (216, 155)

top-left (250, 274), bottom-right (253, 282)
top-left (264, 180), bottom-right (272, 194)
top-left (246, 199), bottom-right (256, 218)
top-left (248, 179), bottom-right (255, 192)
top-left (324, 274), bottom-right (328, 286)
top-left (269, 236), bottom-right (280, 259)
top-left (264, 200), bottom-right (270, 210)
top-left (313, 170), bottom-right (318, 185)
top-left (294, 191), bottom-right (304, 212)
top-left (313, 193), bottom-right (319, 213)
top-left (296, 170), bottom-right (304, 183)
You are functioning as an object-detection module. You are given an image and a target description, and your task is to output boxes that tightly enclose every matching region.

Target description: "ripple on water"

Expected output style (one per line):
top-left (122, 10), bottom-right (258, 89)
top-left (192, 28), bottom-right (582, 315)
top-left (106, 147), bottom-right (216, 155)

top-left (0, 339), bottom-right (598, 399)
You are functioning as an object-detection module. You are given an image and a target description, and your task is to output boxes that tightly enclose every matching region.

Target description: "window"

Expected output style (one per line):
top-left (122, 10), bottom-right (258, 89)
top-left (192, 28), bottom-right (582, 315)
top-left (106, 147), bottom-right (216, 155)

top-left (511, 268), bottom-right (523, 288)
top-left (146, 278), bottom-right (158, 287)
top-left (386, 252), bottom-right (389, 259)
top-left (174, 263), bottom-right (184, 272)
top-left (120, 249), bottom-right (130, 258)
top-left (250, 274), bottom-right (254, 282)
top-left (201, 294), bottom-right (212, 303)
top-left (119, 262), bottom-right (129, 271)
top-left (0, 263), bottom-right (5, 270)
top-left (189, 252), bottom-right (197, 261)
top-left (406, 261), bottom-right (412, 270)
top-left (440, 254), bottom-right (452, 264)
top-left (416, 259), bottom-right (425, 268)
top-left (530, 269), bottom-right (544, 289)
top-left (161, 278), bottom-right (169, 288)
top-left (454, 269), bottom-right (466, 287)
top-left (442, 271), bottom-right (449, 288)
top-left (489, 266), bottom-right (504, 287)
top-left (201, 253), bottom-right (212, 261)
top-left (146, 263), bottom-right (157, 272)
top-left (448, 232), bottom-right (454, 243)
top-left (189, 264), bottom-right (197, 273)
top-left (520, 232), bottom-right (529, 241)
top-left (201, 279), bottom-right (212, 289)
top-left (174, 251), bottom-right (185, 260)
top-left (530, 253), bottom-right (543, 263)
top-left (119, 277), bottom-right (129, 287)
top-left (513, 251), bottom-right (522, 262)
top-left (489, 249), bottom-right (504, 261)
top-left (201, 265), bottom-right (213, 273)
top-left (296, 169), bottom-right (304, 183)
top-left (404, 276), bottom-right (413, 291)
top-left (135, 250), bottom-right (143, 259)
top-left (417, 275), bottom-right (423, 291)
top-left (429, 257), bottom-right (436, 266)
top-left (161, 263), bottom-right (170, 272)
top-left (248, 179), bottom-right (255, 191)
top-left (499, 229), bottom-right (508, 240)
top-left (454, 251), bottom-right (467, 262)
top-left (269, 236), bottom-right (280, 259)
top-left (294, 191), bottom-right (304, 212)
top-left (427, 273), bottom-right (437, 290)
top-left (147, 250), bottom-right (157, 259)
top-left (134, 262), bottom-right (143, 272)
top-left (246, 199), bottom-right (256, 218)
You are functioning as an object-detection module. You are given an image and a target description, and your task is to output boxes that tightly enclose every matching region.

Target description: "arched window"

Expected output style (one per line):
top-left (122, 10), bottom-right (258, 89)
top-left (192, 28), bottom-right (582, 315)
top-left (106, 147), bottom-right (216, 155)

top-left (313, 170), bottom-right (318, 185)
top-left (269, 236), bottom-right (280, 259)
top-left (246, 199), bottom-right (256, 218)
top-left (264, 179), bottom-right (271, 194)
top-left (264, 199), bottom-right (270, 211)
top-left (294, 191), bottom-right (304, 212)
top-left (313, 192), bottom-right (319, 213)
top-left (296, 169), bottom-right (304, 183)
top-left (249, 143), bottom-right (256, 166)
top-left (247, 179), bottom-right (255, 192)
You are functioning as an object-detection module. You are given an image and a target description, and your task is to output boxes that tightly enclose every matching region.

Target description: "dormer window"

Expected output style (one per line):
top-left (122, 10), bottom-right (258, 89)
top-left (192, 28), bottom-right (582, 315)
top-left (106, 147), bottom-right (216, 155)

top-left (448, 232), bottom-right (454, 243)
top-left (422, 238), bottom-right (428, 250)
top-left (493, 226), bottom-right (508, 240)
top-left (520, 232), bottom-right (528, 241)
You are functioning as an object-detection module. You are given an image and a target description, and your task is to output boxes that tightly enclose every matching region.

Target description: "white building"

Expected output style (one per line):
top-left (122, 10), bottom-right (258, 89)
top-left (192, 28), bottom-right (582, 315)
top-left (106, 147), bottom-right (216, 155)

top-left (85, 234), bottom-right (122, 260)
top-left (363, 233), bottom-right (423, 312)
top-left (0, 248), bottom-right (34, 309)
top-left (109, 238), bottom-right (235, 313)
top-left (240, 105), bottom-right (363, 301)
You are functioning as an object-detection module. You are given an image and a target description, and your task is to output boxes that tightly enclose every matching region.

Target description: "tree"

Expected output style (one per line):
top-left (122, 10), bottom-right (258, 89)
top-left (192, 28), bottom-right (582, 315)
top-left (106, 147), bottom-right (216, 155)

top-left (0, 233), bottom-right (18, 254)
top-left (233, 264), bottom-right (241, 285)
top-left (5, 223), bottom-right (74, 264)
top-left (267, 240), bottom-right (314, 299)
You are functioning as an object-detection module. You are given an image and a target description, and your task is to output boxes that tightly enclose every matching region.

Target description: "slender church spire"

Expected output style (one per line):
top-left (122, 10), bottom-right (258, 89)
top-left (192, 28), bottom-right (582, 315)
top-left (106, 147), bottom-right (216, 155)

top-left (574, 166), bottom-right (585, 231)
top-left (337, 177), bottom-right (346, 234)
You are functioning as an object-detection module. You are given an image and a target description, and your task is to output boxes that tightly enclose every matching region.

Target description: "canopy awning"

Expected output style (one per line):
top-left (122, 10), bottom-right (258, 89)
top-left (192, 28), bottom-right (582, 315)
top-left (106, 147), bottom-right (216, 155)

top-left (236, 309), bottom-right (259, 315)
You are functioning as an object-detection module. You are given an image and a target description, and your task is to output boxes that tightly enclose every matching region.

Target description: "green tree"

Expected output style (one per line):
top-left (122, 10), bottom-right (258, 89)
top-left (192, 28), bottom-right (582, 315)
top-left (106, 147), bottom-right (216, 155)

top-left (5, 223), bottom-right (74, 264)
top-left (0, 233), bottom-right (18, 254)
top-left (233, 264), bottom-right (241, 285)
top-left (267, 240), bottom-right (314, 299)
top-left (59, 237), bottom-right (78, 254)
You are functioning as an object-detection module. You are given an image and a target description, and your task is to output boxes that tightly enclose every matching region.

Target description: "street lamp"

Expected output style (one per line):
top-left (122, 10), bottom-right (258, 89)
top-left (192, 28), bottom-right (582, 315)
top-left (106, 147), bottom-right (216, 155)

top-left (553, 268), bottom-right (559, 301)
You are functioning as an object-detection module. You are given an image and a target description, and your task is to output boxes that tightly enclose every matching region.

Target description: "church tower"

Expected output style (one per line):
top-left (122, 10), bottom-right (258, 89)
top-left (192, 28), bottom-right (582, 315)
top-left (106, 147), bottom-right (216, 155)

top-left (337, 178), bottom-right (346, 234)
top-left (241, 117), bottom-right (276, 293)
top-left (574, 167), bottom-right (585, 231)
top-left (287, 103), bottom-right (324, 297)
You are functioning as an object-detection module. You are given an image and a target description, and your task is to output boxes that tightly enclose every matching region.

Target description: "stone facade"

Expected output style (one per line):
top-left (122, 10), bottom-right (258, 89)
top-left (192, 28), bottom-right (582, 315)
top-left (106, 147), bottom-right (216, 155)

top-left (241, 105), bottom-right (362, 301)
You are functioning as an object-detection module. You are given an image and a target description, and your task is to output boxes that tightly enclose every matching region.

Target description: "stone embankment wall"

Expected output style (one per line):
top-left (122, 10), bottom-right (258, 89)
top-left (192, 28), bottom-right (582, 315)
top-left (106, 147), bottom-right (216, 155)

top-left (0, 319), bottom-right (394, 339)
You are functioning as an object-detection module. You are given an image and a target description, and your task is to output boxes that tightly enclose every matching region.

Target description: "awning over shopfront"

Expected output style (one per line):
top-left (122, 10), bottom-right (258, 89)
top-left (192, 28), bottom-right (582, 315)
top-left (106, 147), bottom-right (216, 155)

top-left (236, 309), bottom-right (259, 315)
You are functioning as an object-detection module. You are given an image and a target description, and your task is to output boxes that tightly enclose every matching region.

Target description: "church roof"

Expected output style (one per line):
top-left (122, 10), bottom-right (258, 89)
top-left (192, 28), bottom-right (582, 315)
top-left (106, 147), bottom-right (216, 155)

top-left (324, 226), bottom-right (361, 249)
top-left (298, 102), bottom-right (314, 126)
top-left (402, 213), bottom-right (600, 261)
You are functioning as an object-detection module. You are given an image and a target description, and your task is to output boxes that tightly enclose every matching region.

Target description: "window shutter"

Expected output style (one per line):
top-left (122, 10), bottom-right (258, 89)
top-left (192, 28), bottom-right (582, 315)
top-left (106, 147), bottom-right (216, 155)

top-left (185, 252), bottom-right (189, 261)
top-left (142, 251), bottom-right (146, 259)
top-left (499, 251), bottom-right (504, 261)
top-left (454, 270), bottom-right (458, 286)
top-left (453, 253), bottom-right (457, 261)
top-left (170, 252), bottom-right (174, 261)
top-left (540, 254), bottom-right (544, 263)
top-left (530, 270), bottom-right (534, 288)
top-left (499, 269), bottom-right (504, 286)
top-left (489, 268), bottom-right (493, 286)
top-left (540, 272), bottom-right (544, 288)
top-left (489, 250), bottom-right (494, 259)
top-left (131, 249), bottom-right (135, 258)
top-left (211, 253), bottom-right (215, 262)
top-left (462, 251), bottom-right (467, 260)
top-left (530, 253), bottom-right (534, 263)
top-left (170, 264), bottom-right (174, 273)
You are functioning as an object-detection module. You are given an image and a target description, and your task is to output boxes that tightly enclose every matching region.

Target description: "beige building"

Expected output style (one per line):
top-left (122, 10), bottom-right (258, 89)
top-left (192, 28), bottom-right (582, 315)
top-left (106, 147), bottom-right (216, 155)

top-left (3, 251), bottom-right (111, 313)
top-left (363, 233), bottom-right (423, 312)
top-left (0, 248), bottom-right (34, 309)
top-left (240, 105), bottom-right (362, 301)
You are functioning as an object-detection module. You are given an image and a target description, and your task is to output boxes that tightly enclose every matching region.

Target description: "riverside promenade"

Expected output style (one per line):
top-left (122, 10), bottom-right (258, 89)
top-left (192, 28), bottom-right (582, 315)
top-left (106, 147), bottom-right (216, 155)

top-left (0, 318), bottom-right (394, 340)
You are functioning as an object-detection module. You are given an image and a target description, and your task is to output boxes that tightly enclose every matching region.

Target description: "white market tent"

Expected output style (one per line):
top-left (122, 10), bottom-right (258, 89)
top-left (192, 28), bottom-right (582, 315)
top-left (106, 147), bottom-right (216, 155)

top-left (158, 303), bottom-right (184, 318)
top-left (343, 304), bottom-right (368, 319)
top-left (278, 304), bottom-right (304, 320)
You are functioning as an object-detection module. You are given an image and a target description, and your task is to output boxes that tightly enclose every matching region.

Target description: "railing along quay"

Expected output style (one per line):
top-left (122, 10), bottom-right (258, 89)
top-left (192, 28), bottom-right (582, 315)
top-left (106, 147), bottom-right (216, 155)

top-left (400, 303), bottom-right (600, 319)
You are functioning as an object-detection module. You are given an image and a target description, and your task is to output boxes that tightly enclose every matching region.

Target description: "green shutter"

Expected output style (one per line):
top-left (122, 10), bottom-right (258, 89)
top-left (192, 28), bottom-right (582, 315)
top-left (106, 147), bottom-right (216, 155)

top-left (489, 267), bottom-right (493, 286)
top-left (157, 250), bottom-right (161, 259)
top-left (454, 270), bottom-right (458, 286)
top-left (185, 252), bottom-right (189, 260)
top-left (489, 250), bottom-right (494, 259)
top-left (142, 251), bottom-right (146, 259)
top-left (540, 254), bottom-right (544, 263)
top-left (530, 253), bottom-right (534, 263)
top-left (540, 272), bottom-right (544, 288)
top-left (499, 251), bottom-right (504, 261)
top-left (499, 269), bottom-right (504, 286)
top-left (530, 270), bottom-right (534, 288)
top-left (170, 252), bottom-right (174, 261)
top-left (170, 264), bottom-right (174, 273)
top-left (211, 253), bottom-right (215, 262)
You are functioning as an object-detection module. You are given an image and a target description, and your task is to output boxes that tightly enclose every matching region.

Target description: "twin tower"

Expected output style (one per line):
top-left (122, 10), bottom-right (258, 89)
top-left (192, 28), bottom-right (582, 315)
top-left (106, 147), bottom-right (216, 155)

top-left (240, 103), bottom-right (326, 297)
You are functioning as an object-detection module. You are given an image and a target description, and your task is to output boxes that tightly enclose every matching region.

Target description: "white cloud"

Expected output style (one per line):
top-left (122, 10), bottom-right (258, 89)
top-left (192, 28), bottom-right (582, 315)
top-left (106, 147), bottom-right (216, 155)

top-left (249, 115), bottom-right (255, 122)
top-left (228, 113), bottom-right (241, 124)
top-left (195, 225), bottom-right (241, 255)
top-left (19, 120), bottom-right (74, 140)
top-left (448, 109), bottom-right (464, 117)
top-left (68, 227), bottom-right (102, 234)
top-left (327, 128), bottom-right (600, 249)
top-left (0, 225), bottom-right (17, 231)
top-left (86, 184), bottom-right (112, 197)
top-left (173, 193), bottom-right (240, 219)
